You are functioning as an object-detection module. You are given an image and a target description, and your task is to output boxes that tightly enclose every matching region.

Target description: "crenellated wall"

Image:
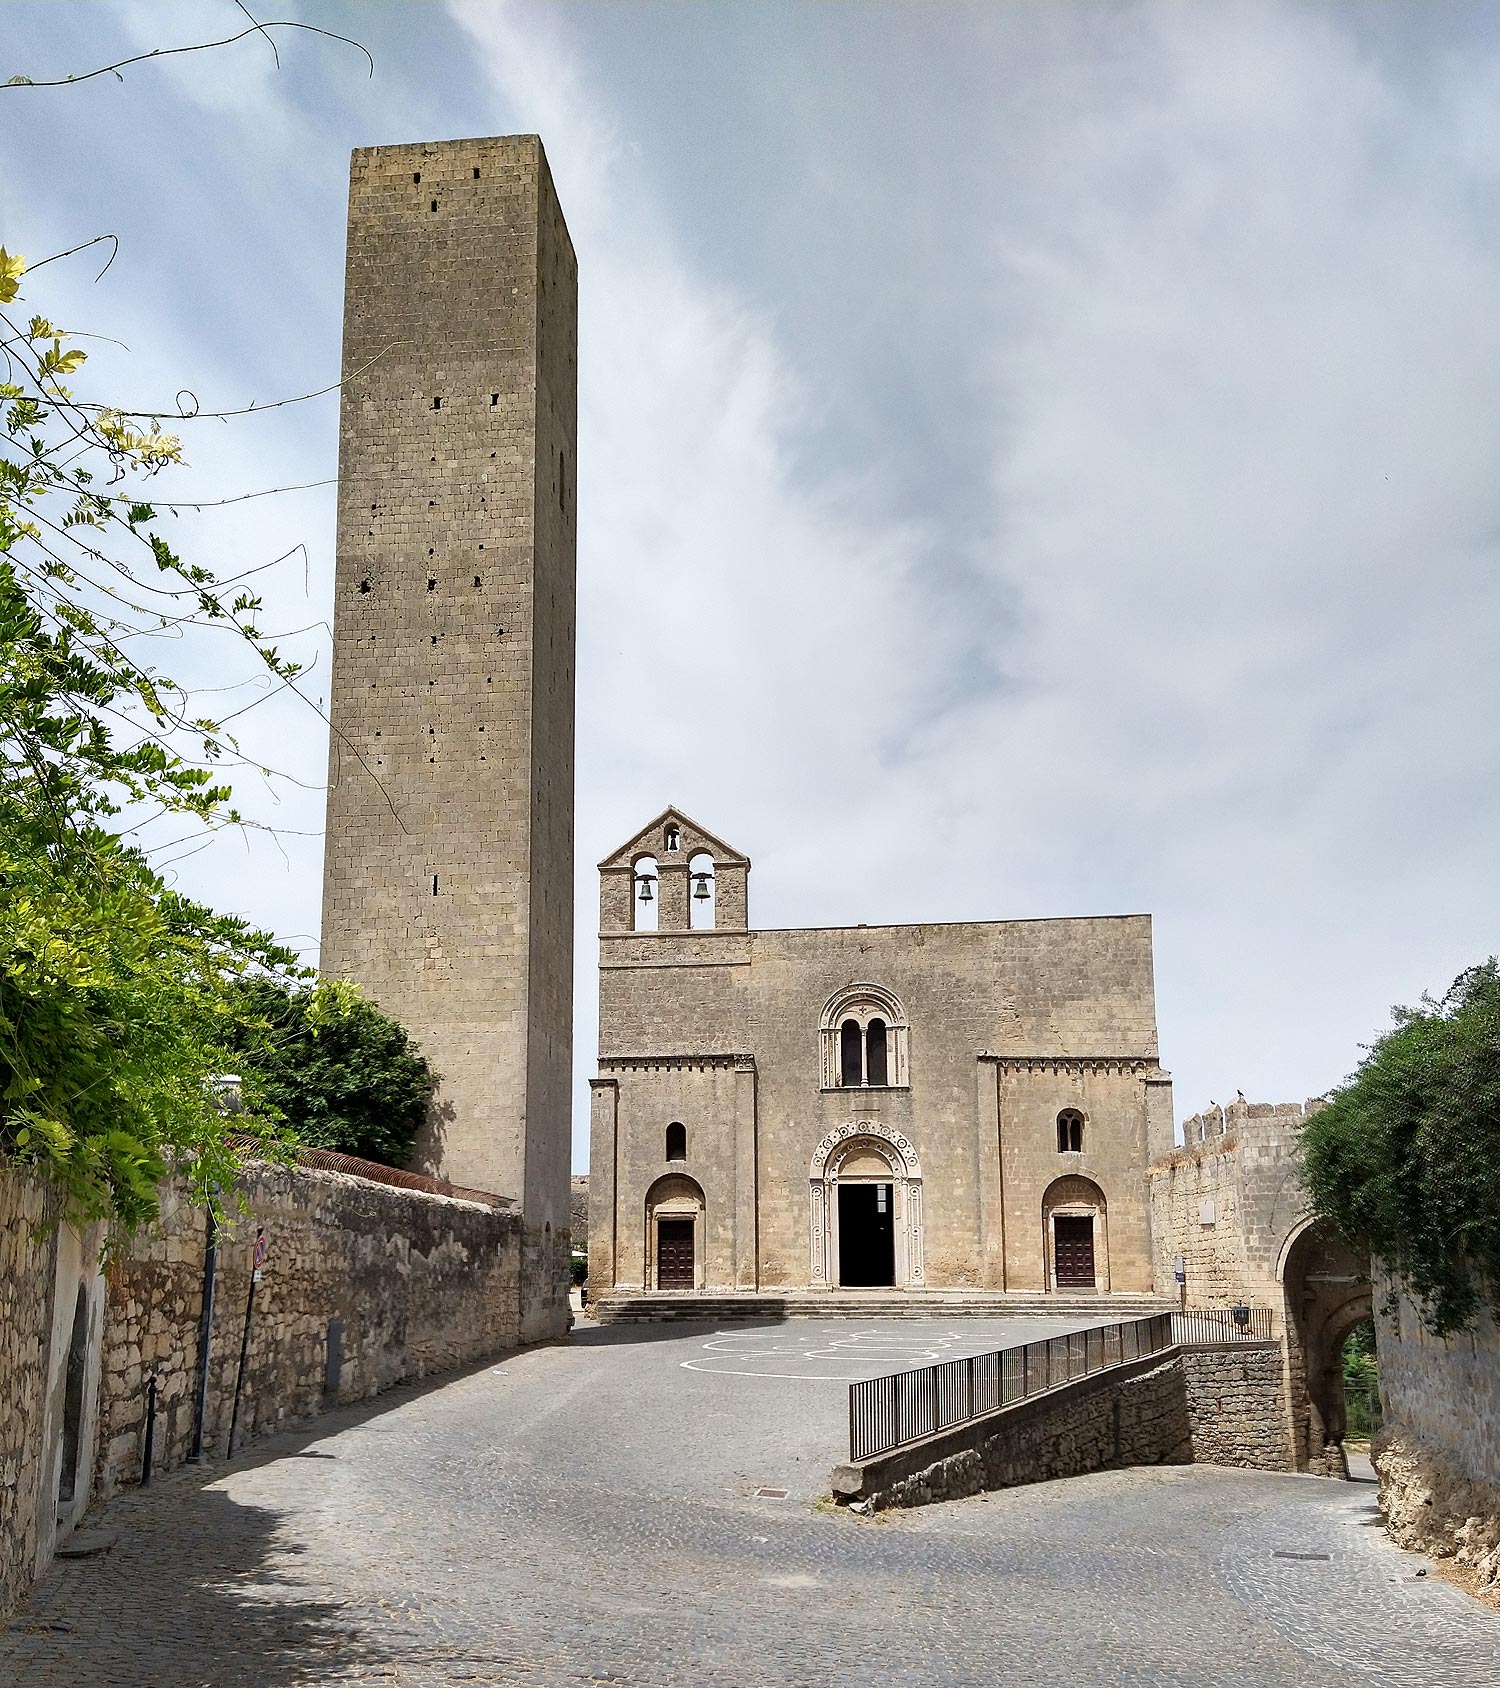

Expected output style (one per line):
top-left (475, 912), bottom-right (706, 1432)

top-left (1147, 1098), bottom-right (1320, 1317)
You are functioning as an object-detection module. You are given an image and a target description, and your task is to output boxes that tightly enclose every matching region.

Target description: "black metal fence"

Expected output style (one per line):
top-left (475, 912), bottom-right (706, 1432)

top-left (1171, 1306), bottom-right (1274, 1344)
top-left (848, 1313), bottom-right (1175, 1462)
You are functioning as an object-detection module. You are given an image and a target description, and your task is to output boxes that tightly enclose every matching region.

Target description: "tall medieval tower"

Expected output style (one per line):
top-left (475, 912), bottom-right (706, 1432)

top-left (321, 135), bottom-right (575, 1340)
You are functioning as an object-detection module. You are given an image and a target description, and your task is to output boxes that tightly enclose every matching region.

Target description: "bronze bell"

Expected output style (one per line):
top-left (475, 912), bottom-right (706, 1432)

top-left (692, 872), bottom-right (711, 901)
top-left (637, 875), bottom-right (655, 903)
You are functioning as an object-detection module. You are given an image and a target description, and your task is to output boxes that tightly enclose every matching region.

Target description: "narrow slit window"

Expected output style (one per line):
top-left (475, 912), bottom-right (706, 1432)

top-left (666, 1122), bottom-right (687, 1162)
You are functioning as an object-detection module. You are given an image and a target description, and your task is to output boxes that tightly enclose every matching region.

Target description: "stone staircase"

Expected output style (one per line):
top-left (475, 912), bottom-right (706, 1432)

top-left (588, 1289), bottom-right (1176, 1325)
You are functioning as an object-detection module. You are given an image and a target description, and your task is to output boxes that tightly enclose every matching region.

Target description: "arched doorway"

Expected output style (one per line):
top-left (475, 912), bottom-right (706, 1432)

top-left (645, 1174), bottom-right (705, 1291)
top-left (808, 1123), bottom-right (924, 1288)
top-left (1042, 1176), bottom-right (1109, 1292)
top-left (1279, 1219), bottom-right (1372, 1473)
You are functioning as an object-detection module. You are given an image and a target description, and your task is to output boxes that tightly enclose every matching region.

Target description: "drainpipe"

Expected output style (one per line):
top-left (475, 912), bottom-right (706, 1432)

top-left (189, 1200), bottom-right (218, 1461)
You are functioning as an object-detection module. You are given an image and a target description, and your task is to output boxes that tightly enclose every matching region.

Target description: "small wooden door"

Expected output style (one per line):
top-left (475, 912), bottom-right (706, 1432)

top-left (1053, 1214), bottom-right (1096, 1289)
top-left (657, 1217), bottom-right (696, 1289)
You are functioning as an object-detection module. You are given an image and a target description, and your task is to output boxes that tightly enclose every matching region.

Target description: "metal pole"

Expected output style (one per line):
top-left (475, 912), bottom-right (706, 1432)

top-left (226, 1226), bottom-right (262, 1459)
top-left (142, 1374), bottom-right (158, 1486)
top-left (190, 1200), bottom-right (219, 1462)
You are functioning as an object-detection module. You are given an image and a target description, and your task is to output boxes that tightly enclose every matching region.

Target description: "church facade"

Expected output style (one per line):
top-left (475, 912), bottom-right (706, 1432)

top-left (589, 809), bottom-right (1176, 1300)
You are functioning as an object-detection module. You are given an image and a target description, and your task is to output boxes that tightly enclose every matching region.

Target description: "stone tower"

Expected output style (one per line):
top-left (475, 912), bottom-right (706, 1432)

top-left (321, 135), bottom-right (575, 1340)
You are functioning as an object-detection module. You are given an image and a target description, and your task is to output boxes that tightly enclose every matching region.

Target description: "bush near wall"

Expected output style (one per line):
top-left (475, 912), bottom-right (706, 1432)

top-left (1301, 961), bottom-right (1500, 1338)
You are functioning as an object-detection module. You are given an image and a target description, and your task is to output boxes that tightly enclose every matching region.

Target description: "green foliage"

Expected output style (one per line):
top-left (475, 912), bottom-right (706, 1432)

top-left (0, 247), bottom-right (311, 1227)
top-left (1301, 962), bottom-right (1500, 1337)
top-left (222, 977), bottom-right (434, 1168)
top-left (1341, 1319), bottom-right (1381, 1438)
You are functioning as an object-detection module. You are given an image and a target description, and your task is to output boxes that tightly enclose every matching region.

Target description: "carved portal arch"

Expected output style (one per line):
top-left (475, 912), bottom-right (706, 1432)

top-left (809, 1121), bottom-right (924, 1288)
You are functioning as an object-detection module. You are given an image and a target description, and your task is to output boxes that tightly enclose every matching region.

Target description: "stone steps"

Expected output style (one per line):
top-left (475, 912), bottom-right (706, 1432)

top-left (589, 1290), bottom-right (1176, 1325)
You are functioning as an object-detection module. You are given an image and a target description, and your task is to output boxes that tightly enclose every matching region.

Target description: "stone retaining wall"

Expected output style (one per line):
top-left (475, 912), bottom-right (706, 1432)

top-left (831, 1353), bottom-right (1193, 1510)
top-left (830, 1343), bottom-right (1294, 1510)
top-left (95, 1160), bottom-right (522, 1495)
top-left (1177, 1342), bottom-right (1290, 1470)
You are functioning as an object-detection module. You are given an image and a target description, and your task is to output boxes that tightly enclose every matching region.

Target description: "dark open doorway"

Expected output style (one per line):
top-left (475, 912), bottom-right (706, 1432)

top-left (838, 1183), bottom-right (895, 1287)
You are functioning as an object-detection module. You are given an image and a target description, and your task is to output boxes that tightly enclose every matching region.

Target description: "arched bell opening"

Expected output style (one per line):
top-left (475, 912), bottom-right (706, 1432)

top-left (688, 851), bottom-right (716, 930)
top-left (632, 853), bottom-right (659, 932)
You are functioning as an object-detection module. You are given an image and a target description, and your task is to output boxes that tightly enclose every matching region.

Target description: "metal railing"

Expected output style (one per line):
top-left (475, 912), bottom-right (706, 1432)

top-left (848, 1313), bottom-right (1174, 1462)
top-left (1171, 1306), bottom-right (1274, 1344)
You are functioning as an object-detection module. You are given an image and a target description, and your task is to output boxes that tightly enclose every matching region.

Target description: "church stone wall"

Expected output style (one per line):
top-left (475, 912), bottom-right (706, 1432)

top-left (320, 135), bottom-right (575, 1339)
top-left (595, 815), bottom-right (1169, 1297)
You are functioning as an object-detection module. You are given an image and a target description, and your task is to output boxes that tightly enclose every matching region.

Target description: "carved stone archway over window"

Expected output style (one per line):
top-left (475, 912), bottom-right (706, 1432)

top-left (808, 1121), bottom-right (924, 1287)
top-left (819, 983), bottom-right (910, 1089)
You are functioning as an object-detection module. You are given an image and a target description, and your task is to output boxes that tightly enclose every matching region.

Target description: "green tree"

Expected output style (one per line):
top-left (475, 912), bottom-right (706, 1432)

top-left (0, 247), bottom-right (309, 1227)
top-left (224, 977), bottom-right (434, 1168)
top-left (1301, 962), bottom-right (1500, 1337)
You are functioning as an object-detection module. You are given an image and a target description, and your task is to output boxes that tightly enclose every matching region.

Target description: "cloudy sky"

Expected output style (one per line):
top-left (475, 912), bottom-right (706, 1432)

top-left (5, 1), bottom-right (1500, 1169)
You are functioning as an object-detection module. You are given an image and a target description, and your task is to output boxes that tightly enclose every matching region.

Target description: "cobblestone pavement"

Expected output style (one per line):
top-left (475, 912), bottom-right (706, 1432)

top-left (3, 1318), bottom-right (1496, 1687)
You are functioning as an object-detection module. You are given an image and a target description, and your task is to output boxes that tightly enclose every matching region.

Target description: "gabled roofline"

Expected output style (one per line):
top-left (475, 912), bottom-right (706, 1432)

top-left (597, 805), bottom-right (750, 870)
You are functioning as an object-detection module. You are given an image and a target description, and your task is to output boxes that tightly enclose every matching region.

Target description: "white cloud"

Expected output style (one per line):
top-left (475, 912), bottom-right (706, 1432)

top-left (10, 0), bottom-right (1499, 1170)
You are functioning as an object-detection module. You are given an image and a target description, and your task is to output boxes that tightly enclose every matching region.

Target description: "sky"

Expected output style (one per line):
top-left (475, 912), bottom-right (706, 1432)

top-left (4, 1), bottom-right (1500, 1172)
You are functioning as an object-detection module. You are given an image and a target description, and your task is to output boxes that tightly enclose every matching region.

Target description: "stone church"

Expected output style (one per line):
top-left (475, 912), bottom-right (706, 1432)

top-left (589, 808), bottom-right (1177, 1301)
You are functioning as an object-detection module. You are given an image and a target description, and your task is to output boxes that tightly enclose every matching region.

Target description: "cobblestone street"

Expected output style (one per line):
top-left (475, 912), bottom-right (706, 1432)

top-left (2, 1319), bottom-right (1496, 1688)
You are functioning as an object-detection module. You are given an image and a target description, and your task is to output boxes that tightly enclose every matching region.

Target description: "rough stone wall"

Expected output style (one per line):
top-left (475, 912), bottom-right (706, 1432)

top-left (831, 1344), bottom-right (1293, 1511)
top-left (1177, 1343), bottom-right (1290, 1470)
top-left (835, 1355), bottom-right (1192, 1511)
top-left (595, 807), bottom-right (1169, 1296)
top-left (1147, 1099), bottom-right (1318, 1317)
top-left (1372, 1272), bottom-right (1500, 1589)
top-left (1376, 1273), bottom-right (1500, 1487)
top-left (319, 134), bottom-right (575, 1339)
top-left (0, 1171), bottom-right (60, 1617)
top-left (93, 1161), bottom-right (521, 1496)
top-left (0, 1171), bottom-right (110, 1618)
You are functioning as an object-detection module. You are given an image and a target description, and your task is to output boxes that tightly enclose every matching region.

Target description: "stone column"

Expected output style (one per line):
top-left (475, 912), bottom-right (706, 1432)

top-left (976, 1058), bottom-right (1006, 1289)
top-left (733, 1058), bottom-right (758, 1289)
top-left (588, 1080), bottom-right (618, 1290)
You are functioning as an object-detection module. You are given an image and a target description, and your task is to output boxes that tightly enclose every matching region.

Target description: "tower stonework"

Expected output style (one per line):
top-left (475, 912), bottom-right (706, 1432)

top-left (321, 135), bottom-right (575, 1340)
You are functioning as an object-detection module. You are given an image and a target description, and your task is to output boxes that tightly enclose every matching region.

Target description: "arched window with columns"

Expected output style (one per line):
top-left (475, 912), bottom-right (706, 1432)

top-left (821, 983), bottom-right (909, 1088)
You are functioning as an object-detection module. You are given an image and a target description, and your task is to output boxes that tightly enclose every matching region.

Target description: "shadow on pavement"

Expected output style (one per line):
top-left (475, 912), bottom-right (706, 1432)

top-left (0, 1357), bottom-right (522, 1687)
top-left (0, 1477), bottom-right (399, 1687)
